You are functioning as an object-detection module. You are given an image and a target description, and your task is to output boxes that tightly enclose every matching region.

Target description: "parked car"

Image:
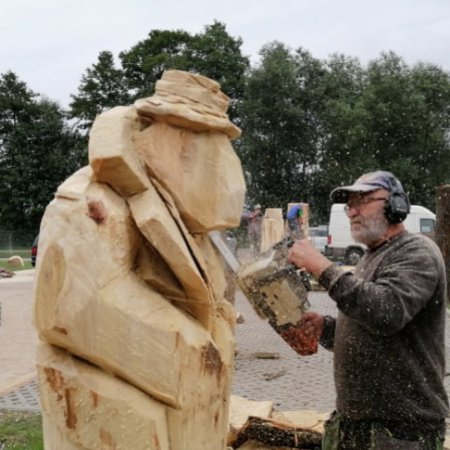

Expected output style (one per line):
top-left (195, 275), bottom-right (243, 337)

top-left (31, 234), bottom-right (39, 267)
top-left (308, 226), bottom-right (328, 254)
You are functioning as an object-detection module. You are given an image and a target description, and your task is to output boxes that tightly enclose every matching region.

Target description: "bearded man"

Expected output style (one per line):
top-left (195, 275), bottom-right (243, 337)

top-left (286, 171), bottom-right (449, 450)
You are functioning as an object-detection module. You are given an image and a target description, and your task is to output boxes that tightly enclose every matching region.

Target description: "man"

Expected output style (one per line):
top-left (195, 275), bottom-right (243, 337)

top-left (286, 171), bottom-right (449, 450)
top-left (286, 203), bottom-right (304, 240)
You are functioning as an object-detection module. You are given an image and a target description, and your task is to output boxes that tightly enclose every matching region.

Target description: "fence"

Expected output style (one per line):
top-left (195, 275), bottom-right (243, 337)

top-left (0, 228), bottom-right (36, 250)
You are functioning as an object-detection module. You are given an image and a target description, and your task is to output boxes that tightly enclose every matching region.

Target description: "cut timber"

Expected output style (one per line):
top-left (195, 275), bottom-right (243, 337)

top-left (228, 395), bottom-right (273, 445)
top-left (260, 208), bottom-right (285, 253)
top-left (230, 416), bottom-right (322, 449)
top-left (134, 122), bottom-right (246, 232)
top-left (37, 342), bottom-right (170, 450)
top-left (135, 70), bottom-right (241, 139)
top-left (89, 106), bottom-right (150, 197)
top-left (271, 410), bottom-right (328, 433)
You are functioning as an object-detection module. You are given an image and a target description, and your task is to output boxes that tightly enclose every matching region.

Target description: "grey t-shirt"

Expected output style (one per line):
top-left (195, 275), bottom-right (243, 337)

top-left (319, 231), bottom-right (449, 425)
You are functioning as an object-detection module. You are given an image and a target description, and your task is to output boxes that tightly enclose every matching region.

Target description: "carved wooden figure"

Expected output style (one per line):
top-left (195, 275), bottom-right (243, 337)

top-left (33, 70), bottom-right (246, 449)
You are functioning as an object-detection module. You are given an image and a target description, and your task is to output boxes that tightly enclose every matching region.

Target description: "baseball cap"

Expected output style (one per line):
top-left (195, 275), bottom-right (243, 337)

top-left (330, 170), bottom-right (404, 203)
top-left (254, 204), bottom-right (262, 209)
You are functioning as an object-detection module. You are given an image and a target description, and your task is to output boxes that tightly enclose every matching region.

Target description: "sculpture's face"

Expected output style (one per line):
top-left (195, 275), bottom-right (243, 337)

top-left (134, 122), bottom-right (245, 233)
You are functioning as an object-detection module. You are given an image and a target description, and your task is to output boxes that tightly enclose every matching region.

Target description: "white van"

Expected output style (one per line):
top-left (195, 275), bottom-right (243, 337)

top-left (325, 204), bottom-right (436, 265)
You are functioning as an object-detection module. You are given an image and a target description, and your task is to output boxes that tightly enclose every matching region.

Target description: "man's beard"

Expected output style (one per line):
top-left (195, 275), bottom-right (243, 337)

top-left (350, 210), bottom-right (389, 247)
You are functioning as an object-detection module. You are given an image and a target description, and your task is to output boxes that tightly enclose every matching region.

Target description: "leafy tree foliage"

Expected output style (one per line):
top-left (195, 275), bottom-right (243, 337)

top-left (184, 22), bottom-right (249, 120)
top-left (120, 29), bottom-right (192, 99)
top-left (0, 72), bottom-right (85, 242)
top-left (7, 28), bottom-right (450, 235)
top-left (238, 43), bottom-right (328, 216)
top-left (359, 53), bottom-right (450, 208)
top-left (240, 47), bottom-right (450, 223)
top-left (70, 22), bottom-right (249, 129)
top-left (69, 51), bottom-right (131, 130)
top-left (319, 52), bottom-right (450, 213)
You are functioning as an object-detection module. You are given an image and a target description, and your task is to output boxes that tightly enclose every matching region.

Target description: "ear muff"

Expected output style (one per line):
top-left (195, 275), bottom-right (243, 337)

top-left (384, 176), bottom-right (411, 224)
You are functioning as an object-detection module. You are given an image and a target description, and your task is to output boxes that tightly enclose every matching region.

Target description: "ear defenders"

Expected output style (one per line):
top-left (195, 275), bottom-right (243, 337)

top-left (384, 175), bottom-right (411, 224)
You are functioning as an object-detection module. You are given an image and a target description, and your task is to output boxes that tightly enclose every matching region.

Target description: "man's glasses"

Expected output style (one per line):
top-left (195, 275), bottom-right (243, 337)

top-left (344, 197), bottom-right (388, 214)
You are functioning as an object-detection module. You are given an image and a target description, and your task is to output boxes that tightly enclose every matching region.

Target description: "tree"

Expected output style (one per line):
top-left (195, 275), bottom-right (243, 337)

top-left (185, 21), bottom-right (249, 121)
top-left (69, 51), bottom-right (131, 130)
top-left (70, 22), bottom-right (249, 130)
top-left (311, 54), bottom-right (368, 222)
top-left (239, 48), bottom-right (450, 223)
top-left (238, 43), bottom-right (326, 212)
top-left (0, 72), bottom-right (85, 242)
top-left (120, 29), bottom-right (192, 100)
top-left (0, 71), bottom-right (36, 141)
top-left (357, 52), bottom-right (450, 209)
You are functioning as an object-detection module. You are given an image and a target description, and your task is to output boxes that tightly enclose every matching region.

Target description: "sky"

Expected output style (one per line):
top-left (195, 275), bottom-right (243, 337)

top-left (2, 0), bottom-right (450, 109)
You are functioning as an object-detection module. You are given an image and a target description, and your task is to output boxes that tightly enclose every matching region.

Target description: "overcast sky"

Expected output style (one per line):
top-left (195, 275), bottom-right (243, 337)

top-left (2, 0), bottom-right (450, 109)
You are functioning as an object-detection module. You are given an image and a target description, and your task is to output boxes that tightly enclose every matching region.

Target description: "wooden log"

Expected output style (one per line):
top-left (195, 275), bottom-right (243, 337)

top-left (228, 395), bottom-right (273, 445)
top-left (435, 185), bottom-right (450, 303)
top-left (230, 416), bottom-right (322, 449)
top-left (271, 410), bottom-right (328, 433)
top-left (260, 208), bottom-right (285, 253)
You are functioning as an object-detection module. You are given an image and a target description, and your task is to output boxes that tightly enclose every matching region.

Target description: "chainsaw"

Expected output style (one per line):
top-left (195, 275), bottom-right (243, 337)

top-left (209, 233), bottom-right (316, 354)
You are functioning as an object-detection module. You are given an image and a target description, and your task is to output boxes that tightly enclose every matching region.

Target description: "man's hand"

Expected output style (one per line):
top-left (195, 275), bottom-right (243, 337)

top-left (280, 312), bottom-right (325, 356)
top-left (287, 239), bottom-right (333, 278)
top-left (297, 312), bottom-right (325, 339)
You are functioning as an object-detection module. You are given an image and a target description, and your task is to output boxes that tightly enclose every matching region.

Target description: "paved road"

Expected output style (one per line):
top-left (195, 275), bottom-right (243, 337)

top-left (233, 288), bottom-right (450, 418)
top-left (233, 290), bottom-right (336, 413)
top-left (0, 275), bottom-right (37, 393)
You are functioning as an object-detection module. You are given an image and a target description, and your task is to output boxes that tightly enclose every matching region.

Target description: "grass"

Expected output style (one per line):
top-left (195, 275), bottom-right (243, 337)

top-left (0, 411), bottom-right (43, 450)
top-left (0, 261), bottom-right (33, 272)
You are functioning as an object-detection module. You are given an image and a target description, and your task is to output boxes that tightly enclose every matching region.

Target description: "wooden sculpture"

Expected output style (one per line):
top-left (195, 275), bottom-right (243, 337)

top-left (33, 70), bottom-right (246, 450)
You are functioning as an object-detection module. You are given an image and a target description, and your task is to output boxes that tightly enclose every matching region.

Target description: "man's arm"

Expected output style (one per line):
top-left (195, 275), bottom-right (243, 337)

top-left (319, 239), bottom-right (440, 335)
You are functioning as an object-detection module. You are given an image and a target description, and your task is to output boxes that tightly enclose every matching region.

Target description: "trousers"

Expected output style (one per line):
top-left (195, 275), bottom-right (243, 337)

top-left (322, 411), bottom-right (445, 450)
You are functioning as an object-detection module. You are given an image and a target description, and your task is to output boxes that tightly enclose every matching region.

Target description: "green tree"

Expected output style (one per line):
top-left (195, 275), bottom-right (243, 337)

top-left (238, 43), bottom-right (326, 213)
top-left (239, 48), bottom-right (450, 222)
top-left (120, 29), bottom-right (192, 99)
top-left (311, 54), bottom-right (368, 222)
top-left (69, 51), bottom-right (131, 130)
top-left (0, 72), bottom-right (85, 242)
top-left (0, 71), bottom-right (36, 139)
top-left (356, 52), bottom-right (450, 210)
top-left (185, 21), bottom-right (249, 120)
top-left (70, 22), bottom-right (249, 130)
